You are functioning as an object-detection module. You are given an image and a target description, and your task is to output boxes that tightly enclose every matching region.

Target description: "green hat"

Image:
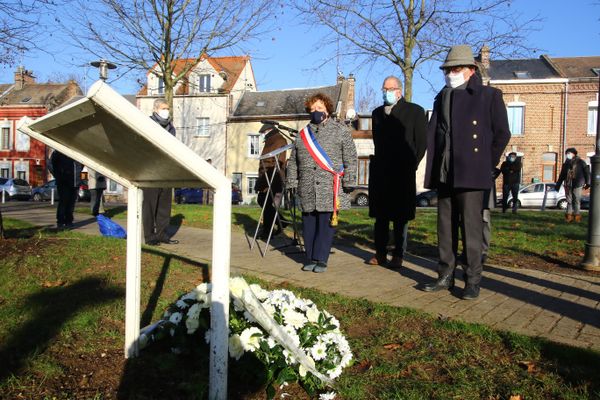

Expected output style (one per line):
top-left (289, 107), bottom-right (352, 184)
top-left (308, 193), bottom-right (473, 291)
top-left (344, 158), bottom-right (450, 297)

top-left (440, 45), bottom-right (477, 69)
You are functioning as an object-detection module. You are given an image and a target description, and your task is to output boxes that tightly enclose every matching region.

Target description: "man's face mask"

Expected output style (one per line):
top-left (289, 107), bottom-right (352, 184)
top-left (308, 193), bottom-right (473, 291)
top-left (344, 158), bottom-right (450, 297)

top-left (566, 153), bottom-right (574, 160)
top-left (509, 156), bottom-right (516, 162)
top-left (444, 70), bottom-right (466, 88)
top-left (383, 90), bottom-right (398, 105)
top-left (157, 109), bottom-right (170, 120)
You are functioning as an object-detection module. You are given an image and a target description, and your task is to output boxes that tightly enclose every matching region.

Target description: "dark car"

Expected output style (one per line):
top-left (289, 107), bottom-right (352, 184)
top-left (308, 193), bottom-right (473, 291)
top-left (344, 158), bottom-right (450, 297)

top-left (32, 179), bottom-right (90, 202)
top-left (175, 188), bottom-right (203, 204)
top-left (416, 190), bottom-right (438, 207)
top-left (0, 177), bottom-right (32, 200)
top-left (347, 185), bottom-right (369, 206)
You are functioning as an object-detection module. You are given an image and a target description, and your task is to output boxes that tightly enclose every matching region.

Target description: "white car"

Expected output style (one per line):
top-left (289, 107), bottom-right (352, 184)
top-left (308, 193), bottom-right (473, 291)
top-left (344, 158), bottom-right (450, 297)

top-left (505, 182), bottom-right (567, 209)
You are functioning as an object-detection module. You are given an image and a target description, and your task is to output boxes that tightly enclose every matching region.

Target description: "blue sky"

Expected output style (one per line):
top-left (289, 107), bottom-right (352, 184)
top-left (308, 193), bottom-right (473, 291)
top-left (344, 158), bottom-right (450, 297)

top-left (0, 0), bottom-right (598, 110)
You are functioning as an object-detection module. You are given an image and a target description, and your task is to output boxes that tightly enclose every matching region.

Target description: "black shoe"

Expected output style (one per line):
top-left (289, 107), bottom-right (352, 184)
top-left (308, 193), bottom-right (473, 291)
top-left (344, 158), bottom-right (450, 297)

top-left (146, 239), bottom-right (161, 246)
top-left (422, 274), bottom-right (455, 292)
top-left (462, 284), bottom-right (480, 300)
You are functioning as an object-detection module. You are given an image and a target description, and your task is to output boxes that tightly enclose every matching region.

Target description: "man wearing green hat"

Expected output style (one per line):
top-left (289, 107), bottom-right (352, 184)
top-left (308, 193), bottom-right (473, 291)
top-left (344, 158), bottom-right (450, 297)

top-left (423, 45), bottom-right (510, 300)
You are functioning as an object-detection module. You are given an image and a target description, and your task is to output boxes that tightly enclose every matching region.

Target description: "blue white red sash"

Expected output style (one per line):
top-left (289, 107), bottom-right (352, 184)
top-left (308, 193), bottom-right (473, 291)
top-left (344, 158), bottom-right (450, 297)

top-left (299, 125), bottom-right (345, 225)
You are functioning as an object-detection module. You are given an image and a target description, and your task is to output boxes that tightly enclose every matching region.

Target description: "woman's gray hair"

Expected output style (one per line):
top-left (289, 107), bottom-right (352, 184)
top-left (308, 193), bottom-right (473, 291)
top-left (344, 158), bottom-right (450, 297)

top-left (153, 98), bottom-right (168, 111)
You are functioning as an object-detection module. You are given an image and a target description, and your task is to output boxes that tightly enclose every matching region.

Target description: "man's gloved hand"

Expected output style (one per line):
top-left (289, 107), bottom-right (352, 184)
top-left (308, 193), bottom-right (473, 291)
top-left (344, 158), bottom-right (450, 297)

top-left (342, 187), bottom-right (354, 194)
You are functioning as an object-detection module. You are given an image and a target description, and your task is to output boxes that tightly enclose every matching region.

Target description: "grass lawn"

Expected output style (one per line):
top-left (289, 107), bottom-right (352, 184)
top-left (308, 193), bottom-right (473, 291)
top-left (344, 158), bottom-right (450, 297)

top-left (1, 218), bottom-right (599, 399)
top-left (79, 204), bottom-right (591, 272)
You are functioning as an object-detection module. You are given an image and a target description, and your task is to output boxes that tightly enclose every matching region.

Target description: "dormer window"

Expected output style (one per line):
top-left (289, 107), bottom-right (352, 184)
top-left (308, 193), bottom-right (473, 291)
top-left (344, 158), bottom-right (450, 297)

top-left (513, 71), bottom-right (531, 79)
top-left (199, 74), bottom-right (211, 93)
top-left (256, 101), bottom-right (265, 107)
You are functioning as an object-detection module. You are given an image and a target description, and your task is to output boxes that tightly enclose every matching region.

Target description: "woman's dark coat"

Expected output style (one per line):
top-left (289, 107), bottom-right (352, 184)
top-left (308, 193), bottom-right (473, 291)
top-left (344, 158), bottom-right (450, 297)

top-left (369, 98), bottom-right (427, 221)
top-left (424, 74), bottom-right (511, 190)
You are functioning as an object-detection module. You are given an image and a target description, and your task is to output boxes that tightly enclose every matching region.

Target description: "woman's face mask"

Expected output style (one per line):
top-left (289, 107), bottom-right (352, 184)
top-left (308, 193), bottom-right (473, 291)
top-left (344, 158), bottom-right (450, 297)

top-left (309, 100), bottom-right (328, 124)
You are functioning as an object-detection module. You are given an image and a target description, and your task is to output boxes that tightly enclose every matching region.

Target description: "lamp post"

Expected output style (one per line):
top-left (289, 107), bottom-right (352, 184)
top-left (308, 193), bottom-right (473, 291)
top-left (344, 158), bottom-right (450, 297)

top-left (90, 59), bottom-right (117, 81)
top-left (580, 76), bottom-right (600, 271)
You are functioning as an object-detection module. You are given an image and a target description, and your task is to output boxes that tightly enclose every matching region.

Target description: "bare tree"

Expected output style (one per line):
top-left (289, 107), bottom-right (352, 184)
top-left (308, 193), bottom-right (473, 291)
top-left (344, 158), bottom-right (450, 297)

top-left (60, 0), bottom-right (277, 111)
top-left (356, 84), bottom-right (379, 114)
top-left (294, 0), bottom-right (542, 101)
top-left (0, 0), bottom-right (57, 65)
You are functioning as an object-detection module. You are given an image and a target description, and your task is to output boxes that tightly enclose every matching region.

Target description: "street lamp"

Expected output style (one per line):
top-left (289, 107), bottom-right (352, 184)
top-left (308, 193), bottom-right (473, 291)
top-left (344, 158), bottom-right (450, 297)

top-left (90, 59), bottom-right (117, 81)
top-left (580, 75), bottom-right (600, 271)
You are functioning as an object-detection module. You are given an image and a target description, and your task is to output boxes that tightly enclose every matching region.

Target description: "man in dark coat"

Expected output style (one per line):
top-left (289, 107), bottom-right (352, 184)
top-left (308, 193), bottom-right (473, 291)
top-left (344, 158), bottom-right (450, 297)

top-left (49, 150), bottom-right (83, 229)
top-left (255, 123), bottom-right (288, 239)
top-left (500, 152), bottom-right (522, 213)
top-left (423, 45), bottom-right (510, 300)
top-left (368, 76), bottom-right (427, 268)
top-left (143, 98), bottom-right (178, 245)
top-left (556, 147), bottom-right (590, 222)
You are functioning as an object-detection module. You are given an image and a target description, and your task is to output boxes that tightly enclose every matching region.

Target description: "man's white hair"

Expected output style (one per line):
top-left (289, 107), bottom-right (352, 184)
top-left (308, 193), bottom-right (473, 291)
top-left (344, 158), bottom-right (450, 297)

top-left (153, 98), bottom-right (168, 111)
top-left (382, 76), bottom-right (403, 91)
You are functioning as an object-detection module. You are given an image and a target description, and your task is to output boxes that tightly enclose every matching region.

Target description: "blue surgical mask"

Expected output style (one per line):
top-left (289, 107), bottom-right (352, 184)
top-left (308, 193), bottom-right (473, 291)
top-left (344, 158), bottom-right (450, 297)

top-left (383, 90), bottom-right (397, 105)
top-left (310, 111), bottom-right (327, 124)
top-left (566, 153), bottom-right (574, 160)
top-left (509, 157), bottom-right (516, 162)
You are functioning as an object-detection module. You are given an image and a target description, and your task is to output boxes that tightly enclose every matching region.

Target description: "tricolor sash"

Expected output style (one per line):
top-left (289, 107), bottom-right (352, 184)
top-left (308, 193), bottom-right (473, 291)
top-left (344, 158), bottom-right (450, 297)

top-left (299, 125), bottom-right (345, 226)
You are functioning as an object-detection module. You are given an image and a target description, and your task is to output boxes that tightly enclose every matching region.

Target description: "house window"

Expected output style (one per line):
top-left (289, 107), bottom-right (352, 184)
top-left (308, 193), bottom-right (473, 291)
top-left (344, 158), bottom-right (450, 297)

top-left (357, 157), bottom-right (370, 185)
top-left (1, 167), bottom-right (9, 178)
top-left (16, 131), bottom-right (30, 151)
top-left (588, 101), bottom-right (598, 135)
top-left (196, 118), bottom-right (210, 137)
top-left (542, 152), bottom-right (557, 182)
top-left (232, 172), bottom-right (242, 188)
top-left (359, 118), bottom-right (370, 130)
top-left (507, 103), bottom-right (525, 135)
top-left (1, 127), bottom-right (10, 150)
top-left (16, 170), bottom-right (26, 180)
top-left (199, 74), bottom-right (211, 93)
top-left (247, 175), bottom-right (258, 196)
top-left (157, 77), bottom-right (165, 95)
top-left (108, 179), bottom-right (119, 193)
top-left (248, 134), bottom-right (261, 157)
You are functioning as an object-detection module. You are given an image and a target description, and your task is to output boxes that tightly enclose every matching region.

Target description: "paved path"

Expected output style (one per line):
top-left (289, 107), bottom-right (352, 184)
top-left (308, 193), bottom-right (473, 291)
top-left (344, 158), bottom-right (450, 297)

top-left (3, 202), bottom-right (600, 351)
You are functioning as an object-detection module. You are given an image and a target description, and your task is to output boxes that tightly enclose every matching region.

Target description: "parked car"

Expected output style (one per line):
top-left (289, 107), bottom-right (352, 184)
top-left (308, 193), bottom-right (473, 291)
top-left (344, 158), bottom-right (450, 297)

top-left (174, 184), bottom-right (243, 205)
top-left (346, 185), bottom-right (369, 206)
top-left (505, 182), bottom-right (567, 209)
top-left (175, 188), bottom-right (203, 204)
top-left (0, 178), bottom-right (32, 200)
top-left (32, 179), bottom-right (90, 202)
top-left (416, 190), bottom-right (438, 207)
top-left (232, 183), bottom-right (243, 205)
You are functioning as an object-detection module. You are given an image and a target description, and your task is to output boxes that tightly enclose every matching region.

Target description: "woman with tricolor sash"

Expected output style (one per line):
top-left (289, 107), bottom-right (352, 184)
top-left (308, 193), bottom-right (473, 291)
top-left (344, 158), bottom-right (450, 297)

top-left (286, 93), bottom-right (357, 273)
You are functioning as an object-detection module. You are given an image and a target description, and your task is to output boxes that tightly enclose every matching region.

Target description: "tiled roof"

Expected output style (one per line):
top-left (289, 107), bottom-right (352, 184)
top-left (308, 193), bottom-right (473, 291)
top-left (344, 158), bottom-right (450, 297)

top-left (550, 56), bottom-right (600, 78)
top-left (0, 82), bottom-right (82, 109)
top-left (486, 58), bottom-right (559, 80)
top-left (138, 55), bottom-right (250, 96)
top-left (232, 84), bottom-right (343, 117)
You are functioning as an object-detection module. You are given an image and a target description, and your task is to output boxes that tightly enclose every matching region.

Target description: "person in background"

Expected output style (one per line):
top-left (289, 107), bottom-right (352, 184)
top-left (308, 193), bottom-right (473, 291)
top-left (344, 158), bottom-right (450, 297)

top-left (422, 45), bottom-right (510, 300)
top-left (143, 98), bottom-right (179, 245)
top-left (286, 93), bottom-right (357, 273)
top-left (49, 150), bottom-right (83, 229)
top-left (556, 147), bottom-right (590, 223)
top-left (255, 123), bottom-right (288, 239)
top-left (367, 75), bottom-right (427, 268)
top-left (500, 152), bottom-right (521, 213)
top-left (88, 168), bottom-right (107, 217)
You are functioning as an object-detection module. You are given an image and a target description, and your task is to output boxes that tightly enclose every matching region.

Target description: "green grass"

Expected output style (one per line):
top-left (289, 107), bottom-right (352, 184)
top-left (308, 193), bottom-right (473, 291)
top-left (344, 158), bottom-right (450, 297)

top-left (0, 221), bottom-right (599, 399)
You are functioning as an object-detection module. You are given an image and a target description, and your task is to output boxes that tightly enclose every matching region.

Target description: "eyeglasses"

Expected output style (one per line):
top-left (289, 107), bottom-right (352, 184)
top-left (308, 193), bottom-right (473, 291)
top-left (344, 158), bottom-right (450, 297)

top-left (382, 87), bottom-right (399, 92)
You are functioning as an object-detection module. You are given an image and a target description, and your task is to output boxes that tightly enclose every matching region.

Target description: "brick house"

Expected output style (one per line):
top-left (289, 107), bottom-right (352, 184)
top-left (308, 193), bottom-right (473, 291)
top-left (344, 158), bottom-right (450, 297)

top-left (479, 47), bottom-right (600, 186)
top-left (0, 67), bottom-right (82, 187)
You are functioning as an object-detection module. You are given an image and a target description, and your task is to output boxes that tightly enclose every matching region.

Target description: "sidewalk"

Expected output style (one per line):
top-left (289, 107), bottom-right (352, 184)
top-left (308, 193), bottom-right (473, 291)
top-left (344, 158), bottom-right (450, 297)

top-left (3, 202), bottom-right (600, 351)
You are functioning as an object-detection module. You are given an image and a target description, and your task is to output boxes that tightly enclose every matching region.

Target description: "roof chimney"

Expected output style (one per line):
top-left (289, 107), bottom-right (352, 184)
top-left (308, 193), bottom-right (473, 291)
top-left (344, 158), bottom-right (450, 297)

top-left (479, 45), bottom-right (490, 70)
top-left (347, 73), bottom-right (356, 113)
top-left (14, 66), bottom-right (35, 90)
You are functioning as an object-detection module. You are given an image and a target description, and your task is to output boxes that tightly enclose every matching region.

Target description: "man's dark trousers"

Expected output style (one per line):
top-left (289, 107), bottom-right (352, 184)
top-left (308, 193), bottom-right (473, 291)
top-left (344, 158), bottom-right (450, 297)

top-left (374, 218), bottom-right (408, 257)
top-left (437, 184), bottom-right (484, 285)
top-left (502, 183), bottom-right (520, 212)
top-left (143, 188), bottom-right (172, 242)
top-left (56, 184), bottom-right (78, 226)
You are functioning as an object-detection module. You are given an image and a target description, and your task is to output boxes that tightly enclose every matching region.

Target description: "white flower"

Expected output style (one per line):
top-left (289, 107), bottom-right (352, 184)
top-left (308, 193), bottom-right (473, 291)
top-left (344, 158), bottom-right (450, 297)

top-left (228, 334), bottom-right (245, 360)
top-left (169, 312), bottom-right (182, 325)
top-left (187, 303), bottom-right (201, 320)
top-left (319, 392), bottom-right (336, 400)
top-left (283, 309), bottom-right (307, 329)
top-left (180, 291), bottom-right (197, 301)
top-left (266, 336), bottom-right (278, 349)
top-left (240, 327), bottom-right (263, 352)
top-left (186, 317), bottom-right (199, 334)
top-left (306, 305), bottom-right (320, 323)
top-left (283, 349), bottom-right (296, 364)
top-left (262, 303), bottom-right (276, 318)
top-left (196, 292), bottom-right (211, 307)
top-left (282, 325), bottom-right (300, 347)
top-left (250, 283), bottom-right (269, 300)
top-left (195, 282), bottom-right (211, 294)
top-left (229, 276), bottom-right (249, 298)
top-left (298, 356), bottom-right (315, 378)
top-left (176, 299), bottom-right (189, 309)
top-left (310, 341), bottom-right (328, 361)
top-left (327, 365), bottom-right (343, 380)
